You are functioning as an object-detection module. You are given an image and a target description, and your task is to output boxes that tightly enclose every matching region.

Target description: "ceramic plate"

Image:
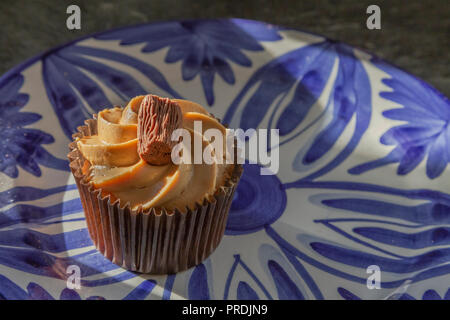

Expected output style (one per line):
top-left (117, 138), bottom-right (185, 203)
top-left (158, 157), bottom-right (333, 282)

top-left (0, 19), bottom-right (449, 300)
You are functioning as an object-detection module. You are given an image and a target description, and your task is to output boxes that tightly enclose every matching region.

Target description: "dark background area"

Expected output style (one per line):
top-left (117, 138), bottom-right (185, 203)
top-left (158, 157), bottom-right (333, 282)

top-left (0, 0), bottom-right (448, 95)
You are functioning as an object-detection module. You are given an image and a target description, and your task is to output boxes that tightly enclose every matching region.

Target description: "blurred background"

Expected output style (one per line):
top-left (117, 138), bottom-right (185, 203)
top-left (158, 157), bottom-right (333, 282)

top-left (0, 0), bottom-right (448, 95)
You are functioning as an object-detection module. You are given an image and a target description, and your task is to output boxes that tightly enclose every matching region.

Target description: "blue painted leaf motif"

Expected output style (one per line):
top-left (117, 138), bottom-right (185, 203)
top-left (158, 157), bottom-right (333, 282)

top-left (188, 263), bottom-right (210, 300)
top-left (299, 44), bottom-right (371, 179)
top-left (123, 280), bottom-right (157, 300)
top-left (337, 287), bottom-right (361, 300)
top-left (162, 275), bottom-right (175, 300)
top-left (60, 288), bottom-right (82, 300)
top-left (81, 270), bottom-right (137, 288)
top-left (224, 42), bottom-right (371, 181)
top-left (445, 288), bottom-right (450, 300)
top-left (0, 274), bottom-right (109, 300)
top-left (339, 287), bottom-right (450, 300)
top-left (0, 184), bottom-right (76, 208)
top-left (268, 260), bottom-right (304, 300)
top-left (224, 42), bottom-right (335, 132)
top-left (0, 276), bottom-right (120, 300)
top-left (237, 281), bottom-right (260, 300)
top-left (0, 193), bottom-right (140, 288)
top-left (0, 201), bottom-right (142, 284)
top-left (0, 198), bottom-right (82, 228)
top-left (96, 19), bottom-right (282, 105)
top-left (320, 198), bottom-right (450, 225)
top-left (0, 74), bottom-right (68, 178)
top-left (87, 296), bottom-right (106, 300)
top-left (349, 58), bottom-right (450, 179)
top-left (223, 254), bottom-right (273, 300)
top-left (0, 274), bottom-right (29, 300)
top-left (268, 174), bottom-right (450, 291)
top-left (0, 275), bottom-right (109, 300)
top-left (42, 45), bottom-right (182, 138)
top-left (309, 195), bottom-right (450, 282)
top-left (0, 228), bottom-right (91, 252)
top-left (258, 243), bottom-right (322, 299)
top-left (353, 226), bottom-right (450, 249)
top-left (0, 245), bottom-right (118, 279)
top-left (27, 283), bottom-right (54, 300)
top-left (276, 48), bottom-right (335, 136)
top-left (422, 289), bottom-right (442, 300)
top-left (311, 241), bottom-right (450, 274)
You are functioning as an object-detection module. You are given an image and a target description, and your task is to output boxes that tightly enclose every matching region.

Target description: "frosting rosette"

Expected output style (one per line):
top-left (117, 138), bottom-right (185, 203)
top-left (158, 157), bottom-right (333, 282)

top-left (68, 95), bottom-right (242, 274)
top-left (77, 96), bottom-right (234, 211)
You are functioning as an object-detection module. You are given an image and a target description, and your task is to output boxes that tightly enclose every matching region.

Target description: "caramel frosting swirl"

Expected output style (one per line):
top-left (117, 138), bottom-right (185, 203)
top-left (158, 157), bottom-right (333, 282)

top-left (77, 96), bottom-right (232, 211)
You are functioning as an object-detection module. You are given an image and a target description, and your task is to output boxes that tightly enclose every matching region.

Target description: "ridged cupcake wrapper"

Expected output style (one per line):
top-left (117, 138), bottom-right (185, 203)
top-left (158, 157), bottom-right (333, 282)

top-left (68, 117), bottom-right (243, 274)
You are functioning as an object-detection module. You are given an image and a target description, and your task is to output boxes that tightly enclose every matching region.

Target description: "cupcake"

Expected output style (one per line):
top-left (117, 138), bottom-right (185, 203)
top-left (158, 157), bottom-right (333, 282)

top-left (68, 95), bottom-right (242, 274)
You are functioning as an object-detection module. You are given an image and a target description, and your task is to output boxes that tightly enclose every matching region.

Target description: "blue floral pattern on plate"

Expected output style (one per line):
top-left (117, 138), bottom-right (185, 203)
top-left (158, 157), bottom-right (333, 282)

top-left (97, 19), bottom-right (282, 105)
top-left (0, 19), bottom-right (448, 300)
top-left (0, 74), bottom-right (68, 178)
top-left (349, 58), bottom-right (450, 179)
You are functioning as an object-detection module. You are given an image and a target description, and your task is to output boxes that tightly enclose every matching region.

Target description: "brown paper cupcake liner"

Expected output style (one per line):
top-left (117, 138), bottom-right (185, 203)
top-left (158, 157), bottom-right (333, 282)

top-left (68, 116), bottom-right (243, 274)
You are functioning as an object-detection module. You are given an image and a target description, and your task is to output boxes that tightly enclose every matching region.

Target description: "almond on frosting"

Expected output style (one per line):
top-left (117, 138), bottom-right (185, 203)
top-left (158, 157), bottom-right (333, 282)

top-left (137, 95), bottom-right (182, 166)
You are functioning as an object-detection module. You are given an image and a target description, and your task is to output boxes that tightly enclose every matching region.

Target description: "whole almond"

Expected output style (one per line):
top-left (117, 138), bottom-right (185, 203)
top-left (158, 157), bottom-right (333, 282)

top-left (137, 95), bottom-right (182, 165)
